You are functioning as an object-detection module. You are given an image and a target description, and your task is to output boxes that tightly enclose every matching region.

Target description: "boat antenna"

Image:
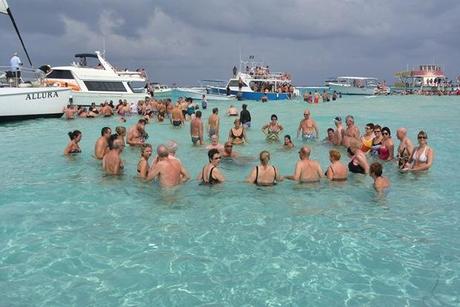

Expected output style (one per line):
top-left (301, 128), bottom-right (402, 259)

top-left (102, 37), bottom-right (106, 57)
top-left (1, 0), bottom-right (33, 66)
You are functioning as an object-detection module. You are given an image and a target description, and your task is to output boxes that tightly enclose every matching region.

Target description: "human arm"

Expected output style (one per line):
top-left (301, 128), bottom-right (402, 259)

top-left (326, 166), bottom-right (333, 180)
top-left (212, 168), bottom-right (225, 182)
top-left (410, 148), bottom-right (434, 172)
top-left (246, 167), bottom-right (257, 183)
top-left (285, 161), bottom-right (301, 181)
top-left (180, 164), bottom-right (190, 182)
top-left (387, 140), bottom-right (395, 160)
top-left (138, 160), bottom-right (149, 179)
top-left (146, 164), bottom-right (160, 181)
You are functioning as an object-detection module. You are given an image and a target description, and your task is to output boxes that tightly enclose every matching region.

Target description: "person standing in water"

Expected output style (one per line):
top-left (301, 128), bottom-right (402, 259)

top-left (246, 151), bottom-right (282, 186)
top-left (369, 162), bottom-right (390, 192)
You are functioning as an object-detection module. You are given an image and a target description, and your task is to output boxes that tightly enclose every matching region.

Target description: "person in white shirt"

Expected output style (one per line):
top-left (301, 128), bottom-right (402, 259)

top-left (10, 52), bottom-right (22, 79)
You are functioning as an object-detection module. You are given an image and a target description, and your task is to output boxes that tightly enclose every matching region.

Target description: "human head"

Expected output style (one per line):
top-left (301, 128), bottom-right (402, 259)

top-left (101, 127), bottom-right (111, 137)
top-left (417, 130), bottom-right (428, 143)
top-left (396, 127), bottom-right (407, 140)
top-left (157, 144), bottom-right (169, 158)
top-left (365, 123), bottom-right (375, 133)
top-left (304, 109), bottom-right (311, 117)
top-left (224, 141), bottom-right (233, 152)
top-left (141, 143), bottom-right (152, 157)
top-left (211, 134), bottom-right (218, 145)
top-left (166, 140), bottom-right (178, 154)
top-left (109, 134), bottom-right (123, 151)
top-left (329, 149), bottom-right (341, 162)
top-left (242, 104), bottom-right (247, 110)
top-left (259, 150), bottom-right (270, 165)
top-left (345, 115), bottom-right (354, 126)
top-left (381, 127), bottom-right (391, 138)
top-left (370, 162), bottom-right (383, 177)
top-left (115, 126), bottom-right (126, 136)
top-left (195, 110), bottom-right (202, 118)
top-left (212, 107), bottom-right (218, 114)
top-left (348, 139), bottom-right (362, 153)
top-left (284, 134), bottom-right (292, 144)
top-left (299, 146), bottom-right (311, 159)
top-left (373, 125), bottom-right (382, 135)
top-left (327, 128), bottom-right (334, 138)
top-left (234, 119), bottom-right (241, 126)
top-left (137, 119), bottom-right (147, 127)
top-left (208, 148), bottom-right (221, 162)
top-left (271, 114), bottom-right (278, 121)
top-left (68, 130), bottom-right (81, 141)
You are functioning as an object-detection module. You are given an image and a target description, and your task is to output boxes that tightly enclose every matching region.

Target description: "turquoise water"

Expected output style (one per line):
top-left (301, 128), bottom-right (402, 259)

top-left (1, 96), bottom-right (459, 306)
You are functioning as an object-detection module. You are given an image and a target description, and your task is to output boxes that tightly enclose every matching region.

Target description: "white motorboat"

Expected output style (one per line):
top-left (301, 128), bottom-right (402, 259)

top-left (328, 77), bottom-right (390, 95)
top-left (0, 0), bottom-right (71, 122)
top-left (175, 87), bottom-right (236, 101)
top-left (43, 51), bottom-right (150, 106)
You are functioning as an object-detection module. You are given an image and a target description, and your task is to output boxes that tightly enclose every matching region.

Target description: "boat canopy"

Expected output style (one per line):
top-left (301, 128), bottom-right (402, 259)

top-left (337, 76), bottom-right (378, 80)
top-left (74, 53), bottom-right (98, 59)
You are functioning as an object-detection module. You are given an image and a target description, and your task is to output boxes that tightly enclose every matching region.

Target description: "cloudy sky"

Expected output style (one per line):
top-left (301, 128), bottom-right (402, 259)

top-left (1, 0), bottom-right (460, 86)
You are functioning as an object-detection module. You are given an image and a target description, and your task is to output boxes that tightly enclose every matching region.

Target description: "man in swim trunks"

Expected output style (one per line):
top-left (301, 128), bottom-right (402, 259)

top-left (297, 109), bottom-right (319, 141)
top-left (190, 111), bottom-right (204, 145)
top-left (127, 119), bottom-right (147, 146)
top-left (100, 102), bottom-right (114, 117)
top-left (342, 115), bottom-right (360, 148)
top-left (396, 128), bottom-right (414, 169)
top-left (147, 145), bottom-right (190, 187)
top-left (63, 104), bottom-right (78, 119)
top-left (95, 127), bottom-right (112, 159)
top-left (170, 104), bottom-right (184, 127)
top-left (285, 146), bottom-right (323, 183)
top-left (102, 135), bottom-right (125, 175)
top-left (208, 107), bottom-right (220, 140)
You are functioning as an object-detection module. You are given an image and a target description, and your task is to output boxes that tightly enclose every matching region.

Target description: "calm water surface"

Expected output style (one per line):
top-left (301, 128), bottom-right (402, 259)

top-left (0, 95), bottom-right (459, 306)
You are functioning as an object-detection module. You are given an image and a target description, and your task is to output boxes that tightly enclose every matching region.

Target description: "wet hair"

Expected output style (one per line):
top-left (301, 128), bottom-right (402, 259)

top-left (196, 110), bottom-right (202, 118)
top-left (370, 162), bottom-right (383, 177)
top-left (234, 118), bottom-right (241, 124)
top-left (108, 134), bottom-right (119, 150)
top-left (68, 130), bottom-right (81, 140)
top-left (101, 127), bottom-right (111, 136)
top-left (327, 128), bottom-right (334, 133)
top-left (366, 123), bottom-right (375, 130)
top-left (271, 114), bottom-right (278, 120)
top-left (259, 150), bottom-right (270, 164)
top-left (329, 149), bottom-right (341, 161)
top-left (138, 119), bottom-right (147, 125)
top-left (141, 143), bottom-right (152, 155)
top-left (284, 134), bottom-right (292, 142)
top-left (115, 126), bottom-right (126, 136)
top-left (208, 148), bottom-right (220, 162)
top-left (381, 127), bottom-right (391, 136)
top-left (212, 107), bottom-right (218, 114)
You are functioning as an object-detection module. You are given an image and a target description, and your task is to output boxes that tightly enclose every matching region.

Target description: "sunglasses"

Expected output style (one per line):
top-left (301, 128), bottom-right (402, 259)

top-left (418, 136), bottom-right (427, 139)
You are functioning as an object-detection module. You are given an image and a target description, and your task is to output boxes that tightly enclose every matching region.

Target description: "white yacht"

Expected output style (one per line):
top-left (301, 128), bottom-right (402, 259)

top-left (0, 0), bottom-right (71, 122)
top-left (43, 51), bottom-right (149, 106)
top-left (328, 77), bottom-right (389, 95)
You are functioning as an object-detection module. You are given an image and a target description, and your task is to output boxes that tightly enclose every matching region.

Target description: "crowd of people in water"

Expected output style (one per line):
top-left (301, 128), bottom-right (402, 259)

top-left (63, 97), bottom-right (434, 192)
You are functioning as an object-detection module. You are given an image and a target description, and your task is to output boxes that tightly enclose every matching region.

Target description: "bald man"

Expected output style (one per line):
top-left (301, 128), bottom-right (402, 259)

top-left (396, 128), bottom-right (414, 169)
top-left (147, 145), bottom-right (189, 187)
top-left (285, 146), bottom-right (323, 182)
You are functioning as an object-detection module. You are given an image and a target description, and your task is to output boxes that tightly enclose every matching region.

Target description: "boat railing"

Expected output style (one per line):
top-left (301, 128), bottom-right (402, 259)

top-left (242, 71), bottom-right (292, 82)
top-left (0, 66), bottom-right (46, 88)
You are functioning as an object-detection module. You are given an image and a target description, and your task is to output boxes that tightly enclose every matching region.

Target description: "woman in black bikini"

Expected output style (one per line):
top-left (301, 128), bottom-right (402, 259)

top-left (347, 140), bottom-right (369, 174)
top-left (246, 151), bottom-right (282, 186)
top-left (228, 119), bottom-right (247, 145)
top-left (199, 149), bottom-right (225, 185)
top-left (137, 144), bottom-right (152, 179)
top-left (64, 130), bottom-right (82, 155)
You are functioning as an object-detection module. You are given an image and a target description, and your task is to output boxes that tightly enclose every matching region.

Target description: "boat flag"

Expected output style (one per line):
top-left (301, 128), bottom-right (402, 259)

top-left (0, 0), bottom-right (33, 66)
top-left (0, 0), bottom-right (8, 14)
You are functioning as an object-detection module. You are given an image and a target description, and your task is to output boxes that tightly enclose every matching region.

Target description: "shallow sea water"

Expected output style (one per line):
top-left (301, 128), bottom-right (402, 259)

top-left (0, 95), bottom-right (459, 306)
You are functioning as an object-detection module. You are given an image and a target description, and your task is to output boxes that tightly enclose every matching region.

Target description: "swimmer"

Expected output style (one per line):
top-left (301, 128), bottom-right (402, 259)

top-left (102, 135), bottom-right (125, 175)
top-left (283, 135), bottom-right (295, 149)
top-left (378, 127), bottom-right (394, 161)
top-left (166, 140), bottom-right (181, 162)
top-left (95, 127), bottom-right (112, 159)
top-left (371, 125), bottom-right (383, 156)
top-left (127, 119), bottom-right (147, 146)
top-left (297, 109), bottom-right (319, 141)
top-left (285, 146), bottom-right (323, 183)
top-left (262, 114), bottom-right (283, 143)
top-left (206, 134), bottom-right (224, 151)
top-left (63, 104), bottom-right (77, 119)
top-left (190, 110), bottom-right (204, 145)
top-left (323, 128), bottom-right (335, 144)
top-left (227, 105), bottom-right (238, 116)
top-left (246, 151), bottom-right (282, 186)
top-left (325, 149), bottom-right (348, 181)
top-left (147, 145), bottom-right (190, 187)
top-left (208, 108), bottom-right (220, 140)
top-left (115, 126), bottom-right (127, 146)
top-left (360, 123), bottom-right (375, 153)
top-left (369, 162), bottom-right (390, 192)
top-left (228, 119), bottom-right (247, 145)
top-left (347, 139), bottom-right (369, 174)
top-left (396, 128), bottom-right (414, 169)
top-left (170, 104), bottom-right (184, 127)
top-left (137, 144), bottom-right (152, 179)
top-left (240, 104), bottom-right (251, 128)
top-left (342, 115), bottom-right (360, 148)
top-left (198, 148), bottom-right (225, 185)
top-left (222, 141), bottom-right (239, 158)
top-left (64, 130), bottom-right (82, 155)
top-left (401, 130), bottom-right (434, 172)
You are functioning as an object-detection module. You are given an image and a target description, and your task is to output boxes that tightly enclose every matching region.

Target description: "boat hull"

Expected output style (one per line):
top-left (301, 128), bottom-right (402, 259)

top-left (0, 87), bottom-right (71, 122)
top-left (207, 87), bottom-right (291, 101)
top-left (175, 88), bottom-right (235, 101)
top-left (328, 84), bottom-right (376, 95)
top-left (69, 91), bottom-right (149, 106)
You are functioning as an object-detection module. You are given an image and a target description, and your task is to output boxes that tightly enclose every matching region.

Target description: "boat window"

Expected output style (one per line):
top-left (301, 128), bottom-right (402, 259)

top-left (84, 81), bottom-right (127, 92)
top-left (128, 81), bottom-right (147, 93)
top-left (228, 80), bottom-right (247, 87)
top-left (46, 70), bottom-right (74, 79)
